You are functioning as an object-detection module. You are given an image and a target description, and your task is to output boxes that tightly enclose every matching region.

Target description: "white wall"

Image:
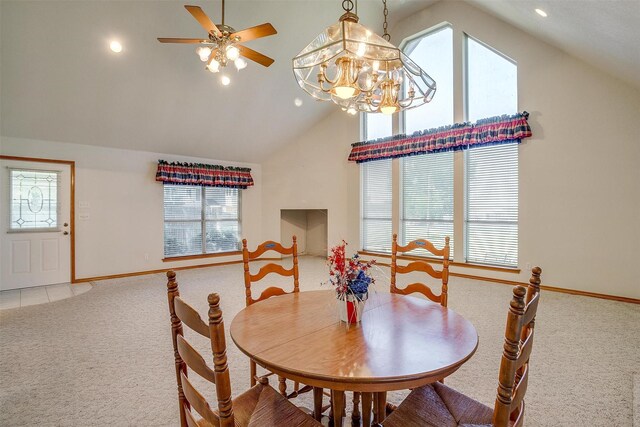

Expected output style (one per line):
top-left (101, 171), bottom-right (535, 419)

top-left (261, 111), bottom-right (361, 256)
top-left (0, 137), bottom-right (262, 280)
top-left (261, 1), bottom-right (640, 299)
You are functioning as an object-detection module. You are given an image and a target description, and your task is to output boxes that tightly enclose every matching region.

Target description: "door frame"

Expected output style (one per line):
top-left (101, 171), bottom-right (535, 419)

top-left (0, 155), bottom-right (76, 283)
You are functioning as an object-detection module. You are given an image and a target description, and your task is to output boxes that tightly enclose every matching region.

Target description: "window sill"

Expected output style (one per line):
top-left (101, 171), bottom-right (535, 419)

top-left (357, 250), bottom-right (521, 274)
top-left (163, 251), bottom-right (242, 262)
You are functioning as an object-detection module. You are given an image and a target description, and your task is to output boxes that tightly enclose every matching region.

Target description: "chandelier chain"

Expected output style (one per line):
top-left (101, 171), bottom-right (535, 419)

top-left (342, 0), bottom-right (354, 13)
top-left (382, 0), bottom-right (390, 41)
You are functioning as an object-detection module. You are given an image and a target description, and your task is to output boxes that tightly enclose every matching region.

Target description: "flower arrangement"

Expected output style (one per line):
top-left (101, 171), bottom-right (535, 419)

top-left (327, 241), bottom-right (376, 300)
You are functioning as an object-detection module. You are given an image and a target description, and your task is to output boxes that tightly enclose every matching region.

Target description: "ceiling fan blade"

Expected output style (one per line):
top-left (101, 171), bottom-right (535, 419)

top-left (184, 5), bottom-right (222, 37)
top-left (231, 23), bottom-right (277, 43)
top-left (157, 38), bottom-right (206, 44)
top-left (238, 45), bottom-right (275, 67)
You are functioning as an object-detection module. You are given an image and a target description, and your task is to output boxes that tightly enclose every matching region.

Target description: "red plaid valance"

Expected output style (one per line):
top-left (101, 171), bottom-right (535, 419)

top-left (348, 112), bottom-right (532, 163)
top-left (155, 160), bottom-right (254, 189)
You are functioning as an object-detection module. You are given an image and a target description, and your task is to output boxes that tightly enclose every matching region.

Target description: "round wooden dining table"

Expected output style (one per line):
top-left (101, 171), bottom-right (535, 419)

top-left (230, 290), bottom-right (478, 427)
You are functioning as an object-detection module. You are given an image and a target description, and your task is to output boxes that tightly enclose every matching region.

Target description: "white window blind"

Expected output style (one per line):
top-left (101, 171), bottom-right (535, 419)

top-left (164, 184), bottom-right (240, 257)
top-left (401, 153), bottom-right (454, 256)
top-left (360, 113), bottom-right (393, 252)
top-left (465, 144), bottom-right (518, 266)
top-left (362, 159), bottom-right (392, 252)
top-left (465, 36), bottom-right (518, 267)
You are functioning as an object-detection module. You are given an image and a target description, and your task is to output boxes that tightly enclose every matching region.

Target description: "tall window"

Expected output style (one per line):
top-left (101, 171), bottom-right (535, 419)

top-left (361, 113), bottom-right (392, 252)
top-left (163, 185), bottom-right (241, 257)
top-left (465, 36), bottom-right (518, 267)
top-left (404, 26), bottom-right (453, 134)
top-left (400, 26), bottom-right (454, 255)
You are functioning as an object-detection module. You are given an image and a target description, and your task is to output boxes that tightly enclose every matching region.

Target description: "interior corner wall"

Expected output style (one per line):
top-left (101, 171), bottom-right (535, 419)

top-left (0, 137), bottom-right (263, 280)
top-left (280, 210), bottom-right (308, 253)
top-left (388, 1), bottom-right (640, 299)
top-left (306, 210), bottom-right (328, 256)
top-left (261, 110), bottom-right (360, 257)
top-left (280, 209), bottom-right (328, 256)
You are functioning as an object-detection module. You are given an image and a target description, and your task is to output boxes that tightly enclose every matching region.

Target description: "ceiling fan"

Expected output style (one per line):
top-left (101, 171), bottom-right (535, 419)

top-left (158, 2), bottom-right (277, 76)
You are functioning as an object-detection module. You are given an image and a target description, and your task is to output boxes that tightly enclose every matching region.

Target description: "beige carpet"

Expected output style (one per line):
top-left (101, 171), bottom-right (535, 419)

top-left (1, 256), bottom-right (638, 426)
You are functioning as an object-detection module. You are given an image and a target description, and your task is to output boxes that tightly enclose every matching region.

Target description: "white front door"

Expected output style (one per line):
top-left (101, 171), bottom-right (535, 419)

top-left (0, 159), bottom-right (72, 290)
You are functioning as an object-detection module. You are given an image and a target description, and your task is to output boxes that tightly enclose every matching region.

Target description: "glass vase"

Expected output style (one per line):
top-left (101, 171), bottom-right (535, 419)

top-left (337, 291), bottom-right (368, 324)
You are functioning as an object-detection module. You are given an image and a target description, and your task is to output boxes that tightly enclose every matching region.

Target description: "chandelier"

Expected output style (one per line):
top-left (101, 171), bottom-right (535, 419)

top-left (292, 0), bottom-right (436, 115)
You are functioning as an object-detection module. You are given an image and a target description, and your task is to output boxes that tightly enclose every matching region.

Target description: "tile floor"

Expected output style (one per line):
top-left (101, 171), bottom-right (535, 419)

top-left (0, 283), bottom-right (93, 310)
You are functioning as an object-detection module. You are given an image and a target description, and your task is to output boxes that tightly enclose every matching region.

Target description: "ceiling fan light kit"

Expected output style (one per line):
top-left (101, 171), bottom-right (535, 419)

top-left (292, 0), bottom-right (436, 114)
top-left (158, 2), bottom-right (277, 85)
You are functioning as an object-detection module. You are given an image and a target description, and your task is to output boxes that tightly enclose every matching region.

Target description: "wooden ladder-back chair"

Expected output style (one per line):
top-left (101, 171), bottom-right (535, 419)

top-left (242, 236), bottom-right (299, 306)
top-left (242, 236), bottom-right (312, 401)
top-left (391, 233), bottom-right (451, 307)
top-left (166, 271), bottom-right (321, 427)
top-left (379, 267), bottom-right (542, 427)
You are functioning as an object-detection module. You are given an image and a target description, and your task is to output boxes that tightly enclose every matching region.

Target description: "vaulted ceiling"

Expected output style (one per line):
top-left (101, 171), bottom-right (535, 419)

top-left (2, 0), bottom-right (638, 163)
top-left (467, 0), bottom-right (640, 91)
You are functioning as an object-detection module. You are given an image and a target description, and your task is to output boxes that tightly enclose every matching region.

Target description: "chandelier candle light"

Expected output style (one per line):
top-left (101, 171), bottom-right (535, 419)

top-left (292, 0), bottom-right (436, 114)
top-left (327, 241), bottom-right (376, 324)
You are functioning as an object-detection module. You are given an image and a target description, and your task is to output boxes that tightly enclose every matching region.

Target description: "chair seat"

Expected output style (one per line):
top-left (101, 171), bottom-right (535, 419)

top-left (231, 383), bottom-right (322, 427)
top-left (382, 382), bottom-right (493, 427)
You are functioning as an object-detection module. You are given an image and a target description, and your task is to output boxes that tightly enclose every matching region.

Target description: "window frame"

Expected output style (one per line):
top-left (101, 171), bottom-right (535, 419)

top-left (357, 26), bottom-right (521, 269)
top-left (463, 33), bottom-right (519, 268)
top-left (398, 22), bottom-right (453, 135)
top-left (398, 23), bottom-right (455, 257)
top-left (463, 33), bottom-right (518, 122)
top-left (163, 184), bottom-right (242, 259)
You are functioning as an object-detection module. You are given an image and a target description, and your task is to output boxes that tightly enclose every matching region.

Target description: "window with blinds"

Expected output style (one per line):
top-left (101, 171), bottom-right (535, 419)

top-left (361, 113), bottom-right (392, 252)
top-left (465, 145), bottom-right (517, 266)
top-left (465, 36), bottom-right (518, 267)
top-left (362, 159), bottom-right (392, 252)
top-left (400, 25), bottom-right (454, 256)
top-left (401, 153), bottom-right (454, 256)
top-left (164, 184), bottom-right (240, 257)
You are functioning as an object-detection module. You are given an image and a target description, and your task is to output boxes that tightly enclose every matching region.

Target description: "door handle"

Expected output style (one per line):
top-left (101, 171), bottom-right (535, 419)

top-left (63, 231), bottom-right (69, 235)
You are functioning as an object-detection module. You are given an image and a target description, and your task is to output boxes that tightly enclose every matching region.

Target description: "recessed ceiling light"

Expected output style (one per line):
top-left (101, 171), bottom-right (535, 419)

top-left (535, 8), bottom-right (547, 17)
top-left (220, 75), bottom-right (231, 86)
top-left (109, 41), bottom-right (123, 53)
top-left (294, 98), bottom-right (303, 107)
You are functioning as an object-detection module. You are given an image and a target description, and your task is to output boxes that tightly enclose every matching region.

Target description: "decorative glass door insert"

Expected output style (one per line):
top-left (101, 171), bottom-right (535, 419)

top-left (9, 169), bottom-right (60, 231)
